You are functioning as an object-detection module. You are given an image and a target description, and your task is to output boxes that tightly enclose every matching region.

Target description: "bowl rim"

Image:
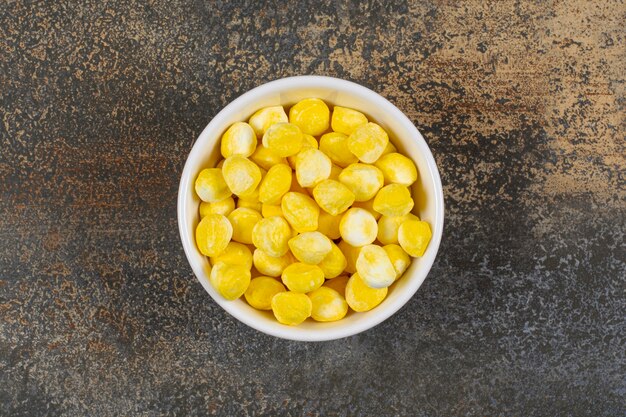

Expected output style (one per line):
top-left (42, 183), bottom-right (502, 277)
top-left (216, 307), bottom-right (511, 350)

top-left (177, 75), bottom-right (444, 341)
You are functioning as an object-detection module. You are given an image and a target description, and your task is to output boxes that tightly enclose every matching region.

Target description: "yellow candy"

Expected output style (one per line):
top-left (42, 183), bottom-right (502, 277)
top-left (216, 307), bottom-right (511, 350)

top-left (209, 241), bottom-right (253, 271)
top-left (227, 207), bottom-right (262, 244)
top-left (199, 197), bottom-right (235, 217)
top-left (377, 213), bottom-right (419, 245)
top-left (317, 211), bottom-right (342, 240)
top-left (281, 262), bottom-right (325, 293)
top-left (253, 249), bottom-right (294, 277)
top-left (383, 244), bottom-right (411, 280)
top-left (355, 244), bottom-right (396, 289)
top-left (290, 173), bottom-right (310, 194)
top-left (271, 291), bottom-right (312, 325)
top-left (209, 261), bottom-right (251, 300)
top-left (347, 122), bottom-right (389, 163)
top-left (250, 144), bottom-right (287, 170)
top-left (259, 163), bottom-right (292, 204)
top-left (373, 184), bottom-right (414, 217)
top-left (287, 133), bottom-right (318, 168)
top-left (237, 198), bottom-right (262, 212)
top-left (262, 123), bottom-right (303, 157)
top-left (398, 219), bottom-right (432, 257)
top-left (195, 214), bottom-right (232, 257)
top-left (251, 216), bottom-right (292, 257)
top-left (261, 203), bottom-right (283, 218)
top-left (319, 132), bottom-right (358, 167)
top-left (222, 156), bottom-right (262, 197)
top-left (244, 277), bottom-right (286, 310)
top-left (216, 159), bottom-right (225, 168)
top-left (281, 192), bottom-right (320, 233)
top-left (324, 275), bottom-right (350, 296)
top-left (312, 180), bottom-right (355, 216)
top-left (329, 164), bottom-right (343, 181)
top-left (339, 208), bottom-right (377, 247)
top-left (345, 273), bottom-right (388, 312)
top-left (288, 231), bottom-right (332, 264)
top-left (331, 106), bottom-right (368, 135)
top-left (195, 168), bottom-right (231, 202)
top-left (295, 148), bottom-right (332, 187)
top-left (374, 153), bottom-right (418, 186)
top-left (380, 140), bottom-right (397, 156)
top-left (318, 242), bottom-right (347, 278)
top-left (337, 240), bottom-right (362, 274)
top-left (288, 98), bottom-right (330, 136)
top-left (308, 287), bottom-right (348, 322)
top-left (351, 198), bottom-right (381, 220)
top-left (338, 163), bottom-right (384, 202)
top-left (248, 105), bottom-right (288, 137)
top-left (220, 122), bottom-right (257, 158)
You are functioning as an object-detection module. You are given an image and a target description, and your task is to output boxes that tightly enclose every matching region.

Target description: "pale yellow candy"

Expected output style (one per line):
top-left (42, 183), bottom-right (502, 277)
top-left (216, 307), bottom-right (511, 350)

top-left (345, 272), bottom-right (387, 312)
top-left (375, 153), bottom-right (418, 186)
top-left (244, 276), bottom-right (286, 310)
top-left (339, 208), bottom-right (377, 247)
top-left (338, 163), bottom-right (384, 202)
top-left (262, 123), bottom-right (303, 157)
top-left (281, 262), bottom-right (325, 293)
top-left (373, 184), bottom-right (414, 216)
top-left (258, 163), bottom-right (292, 204)
top-left (250, 144), bottom-right (288, 170)
top-left (317, 211), bottom-right (342, 240)
top-left (347, 122), bottom-right (389, 163)
top-left (287, 133), bottom-right (318, 168)
top-left (281, 192), bottom-right (320, 233)
top-left (271, 291), bottom-right (312, 325)
top-left (195, 214), bottom-right (233, 257)
top-left (195, 168), bottom-right (231, 202)
top-left (253, 249), bottom-right (294, 277)
top-left (318, 242), bottom-right (347, 278)
top-left (251, 216), bottom-right (292, 257)
top-left (308, 287), bottom-right (348, 322)
top-left (377, 213), bottom-right (420, 245)
top-left (324, 275), bottom-right (350, 296)
top-left (222, 156), bottom-right (262, 197)
top-left (355, 244), bottom-right (396, 289)
top-left (398, 219), bottom-right (432, 257)
top-left (337, 240), bottom-right (362, 274)
top-left (261, 203), bottom-right (283, 218)
top-left (288, 98), bottom-right (330, 136)
top-left (380, 140), bottom-right (397, 156)
top-left (210, 241), bottom-right (253, 271)
top-left (312, 180), bottom-right (355, 216)
top-left (288, 231), bottom-right (332, 264)
top-left (351, 198), bottom-right (381, 220)
top-left (383, 244), bottom-right (411, 280)
top-left (295, 148), bottom-right (331, 187)
top-left (209, 261), bottom-right (251, 300)
top-left (221, 122), bottom-right (257, 158)
top-left (249, 105), bottom-right (288, 137)
top-left (199, 197), bottom-right (235, 217)
top-left (227, 207), bottom-right (262, 245)
top-left (237, 198), bottom-right (262, 212)
top-left (319, 132), bottom-right (358, 167)
top-left (331, 106), bottom-right (368, 135)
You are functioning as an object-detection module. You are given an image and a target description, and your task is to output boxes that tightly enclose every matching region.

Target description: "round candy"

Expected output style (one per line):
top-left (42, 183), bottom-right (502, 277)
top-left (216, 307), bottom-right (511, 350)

top-left (319, 132), bottom-right (358, 167)
top-left (375, 153), bottom-right (418, 186)
top-left (323, 275), bottom-right (350, 296)
top-left (262, 122), bottom-right (303, 157)
top-left (355, 244), bottom-right (396, 289)
top-left (252, 216), bottom-right (292, 257)
top-left (345, 273), bottom-right (388, 312)
top-left (259, 163), bottom-right (292, 204)
top-left (308, 287), bottom-right (348, 322)
top-left (271, 292), bottom-right (312, 325)
top-left (337, 240), bottom-right (362, 274)
top-left (222, 156), bottom-right (262, 197)
top-left (221, 122), bottom-right (257, 158)
top-left (288, 231), bottom-right (332, 264)
top-left (377, 213), bottom-right (419, 245)
top-left (210, 241), bottom-right (253, 271)
top-left (312, 179), bottom-right (355, 216)
top-left (351, 198), bottom-right (381, 220)
top-left (383, 244), bottom-right (411, 280)
top-left (227, 207), bottom-right (262, 245)
top-left (339, 208), bottom-right (377, 247)
top-left (195, 168), bottom-right (231, 203)
top-left (331, 106), bottom-right (368, 135)
top-left (398, 219), bottom-right (432, 257)
top-left (373, 184), bottom-right (414, 217)
top-left (281, 192), bottom-right (320, 233)
top-left (250, 144), bottom-right (287, 170)
top-left (253, 249), bottom-right (294, 277)
top-left (295, 148), bottom-right (332, 188)
top-left (281, 263), bottom-right (324, 293)
top-left (209, 261), bottom-right (251, 300)
top-left (245, 277), bottom-right (286, 310)
top-left (199, 197), bottom-right (235, 217)
top-left (288, 98), bottom-right (330, 136)
top-left (195, 214), bottom-right (232, 257)
top-left (261, 203), bottom-right (283, 218)
top-left (338, 163), bottom-right (384, 202)
top-left (347, 122), bottom-right (389, 163)
top-left (248, 105), bottom-right (288, 137)
top-left (317, 242), bottom-right (347, 278)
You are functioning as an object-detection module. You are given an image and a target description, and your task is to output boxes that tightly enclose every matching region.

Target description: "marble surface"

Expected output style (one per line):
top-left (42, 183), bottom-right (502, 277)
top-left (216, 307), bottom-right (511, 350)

top-left (1, 1), bottom-right (624, 415)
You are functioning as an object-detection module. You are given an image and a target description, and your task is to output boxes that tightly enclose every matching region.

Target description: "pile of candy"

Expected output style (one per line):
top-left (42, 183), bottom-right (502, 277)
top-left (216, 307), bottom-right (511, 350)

top-left (195, 99), bottom-right (432, 325)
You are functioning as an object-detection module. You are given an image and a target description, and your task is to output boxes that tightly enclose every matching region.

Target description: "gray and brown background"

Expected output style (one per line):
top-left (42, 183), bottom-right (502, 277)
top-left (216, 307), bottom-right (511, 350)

top-left (1, 1), bottom-right (624, 416)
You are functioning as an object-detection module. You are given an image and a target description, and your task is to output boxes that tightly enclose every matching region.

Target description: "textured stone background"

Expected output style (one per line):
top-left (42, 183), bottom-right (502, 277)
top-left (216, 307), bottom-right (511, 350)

top-left (1, 0), bottom-right (624, 416)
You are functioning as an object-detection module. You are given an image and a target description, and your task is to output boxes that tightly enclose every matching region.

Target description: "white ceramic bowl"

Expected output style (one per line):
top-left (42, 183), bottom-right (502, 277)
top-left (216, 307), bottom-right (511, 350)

top-left (178, 76), bottom-right (444, 341)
